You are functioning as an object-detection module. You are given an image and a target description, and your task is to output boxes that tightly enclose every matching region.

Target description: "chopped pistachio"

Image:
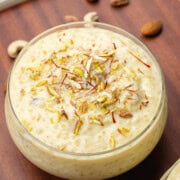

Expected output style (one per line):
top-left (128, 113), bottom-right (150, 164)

top-left (59, 57), bottom-right (66, 65)
top-left (46, 96), bottom-right (56, 102)
top-left (77, 101), bottom-right (88, 114)
top-left (74, 120), bottom-right (83, 136)
top-left (56, 111), bottom-right (62, 123)
top-left (88, 102), bottom-right (96, 110)
top-left (69, 89), bottom-right (75, 98)
top-left (97, 95), bottom-right (108, 103)
top-left (46, 59), bottom-right (53, 66)
top-left (27, 64), bottom-right (44, 73)
top-left (46, 107), bottom-right (56, 113)
top-left (102, 98), bottom-right (117, 107)
top-left (117, 127), bottom-right (130, 134)
top-left (30, 87), bottom-right (37, 96)
top-left (59, 45), bottom-right (68, 52)
top-left (28, 64), bottom-right (44, 81)
top-left (95, 63), bottom-right (103, 73)
top-left (97, 82), bottom-right (106, 91)
top-left (50, 118), bottom-right (54, 124)
top-left (69, 39), bottom-right (74, 45)
top-left (100, 107), bottom-right (108, 114)
top-left (73, 67), bottom-right (84, 77)
top-left (111, 62), bottom-right (119, 71)
top-left (22, 120), bottom-right (33, 132)
top-left (109, 136), bottom-right (116, 148)
top-left (29, 74), bottom-right (39, 81)
top-left (124, 66), bottom-right (136, 78)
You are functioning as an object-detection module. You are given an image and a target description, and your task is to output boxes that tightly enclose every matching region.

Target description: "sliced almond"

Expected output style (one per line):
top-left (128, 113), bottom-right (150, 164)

top-left (119, 109), bottom-right (133, 118)
top-left (46, 85), bottom-right (60, 98)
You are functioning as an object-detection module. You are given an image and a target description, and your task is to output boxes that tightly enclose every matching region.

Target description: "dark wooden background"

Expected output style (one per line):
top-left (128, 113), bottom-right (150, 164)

top-left (0, 0), bottom-right (179, 179)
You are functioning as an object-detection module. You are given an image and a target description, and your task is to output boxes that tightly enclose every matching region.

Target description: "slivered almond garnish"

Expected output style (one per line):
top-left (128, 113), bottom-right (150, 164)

top-left (36, 80), bottom-right (48, 87)
top-left (109, 136), bottom-right (116, 148)
top-left (112, 88), bottom-right (121, 98)
top-left (46, 107), bottom-right (56, 113)
top-left (90, 119), bottom-right (104, 126)
top-left (119, 109), bottom-right (133, 118)
top-left (89, 115), bottom-right (104, 126)
top-left (74, 120), bottom-right (83, 136)
top-left (102, 98), bottom-right (118, 107)
top-left (46, 85), bottom-right (60, 98)
top-left (98, 50), bottom-right (115, 58)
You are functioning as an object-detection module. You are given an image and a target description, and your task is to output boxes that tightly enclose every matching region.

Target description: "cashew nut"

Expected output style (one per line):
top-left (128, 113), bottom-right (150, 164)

top-left (7, 40), bottom-right (28, 58)
top-left (83, 12), bottom-right (99, 22)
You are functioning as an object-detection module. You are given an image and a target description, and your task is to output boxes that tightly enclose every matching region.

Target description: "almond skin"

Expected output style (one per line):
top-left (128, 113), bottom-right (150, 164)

top-left (141, 20), bottom-right (163, 37)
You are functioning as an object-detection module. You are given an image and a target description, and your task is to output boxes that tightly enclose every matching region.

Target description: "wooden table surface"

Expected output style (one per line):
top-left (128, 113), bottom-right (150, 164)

top-left (0, 0), bottom-right (179, 179)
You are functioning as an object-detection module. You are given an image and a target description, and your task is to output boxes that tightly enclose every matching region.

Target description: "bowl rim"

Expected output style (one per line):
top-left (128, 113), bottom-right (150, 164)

top-left (7, 21), bottom-right (165, 157)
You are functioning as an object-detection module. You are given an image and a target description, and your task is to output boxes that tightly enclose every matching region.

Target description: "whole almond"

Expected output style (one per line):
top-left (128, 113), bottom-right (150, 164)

top-left (111, 0), bottom-right (129, 7)
top-left (141, 20), bottom-right (163, 37)
top-left (64, 15), bottom-right (79, 23)
top-left (86, 0), bottom-right (99, 3)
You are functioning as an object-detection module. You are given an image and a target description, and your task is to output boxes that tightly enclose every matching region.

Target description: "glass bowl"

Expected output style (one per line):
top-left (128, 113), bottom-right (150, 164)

top-left (5, 22), bottom-right (167, 180)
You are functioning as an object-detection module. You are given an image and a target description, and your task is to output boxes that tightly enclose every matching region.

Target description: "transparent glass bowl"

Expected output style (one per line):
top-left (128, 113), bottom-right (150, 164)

top-left (5, 22), bottom-right (167, 180)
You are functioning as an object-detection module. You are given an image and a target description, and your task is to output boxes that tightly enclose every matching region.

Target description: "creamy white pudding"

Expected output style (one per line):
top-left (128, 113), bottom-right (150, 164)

top-left (5, 22), bottom-right (167, 179)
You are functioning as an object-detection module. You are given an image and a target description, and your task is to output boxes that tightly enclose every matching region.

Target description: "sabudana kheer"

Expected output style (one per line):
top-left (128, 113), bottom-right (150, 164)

top-left (10, 28), bottom-right (162, 153)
